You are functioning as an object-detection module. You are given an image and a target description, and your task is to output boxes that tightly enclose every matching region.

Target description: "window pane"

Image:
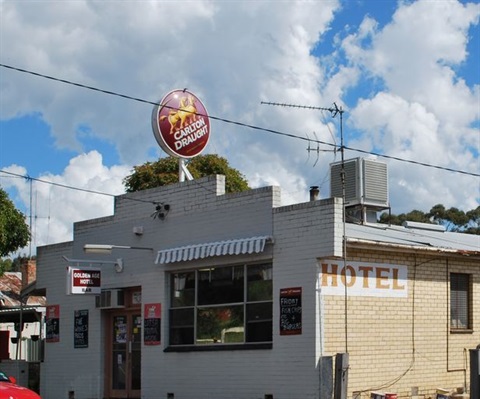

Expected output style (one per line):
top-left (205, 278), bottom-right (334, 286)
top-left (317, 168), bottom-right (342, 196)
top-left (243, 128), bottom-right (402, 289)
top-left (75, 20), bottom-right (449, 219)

top-left (171, 272), bottom-right (195, 307)
top-left (169, 264), bottom-right (273, 347)
top-left (247, 264), bottom-right (273, 301)
top-left (246, 302), bottom-right (272, 342)
top-left (198, 266), bottom-right (244, 305)
top-left (197, 306), bottom-right (244, 344)
top-left (450, 273), bottom-right (469, 329)
top-left (170, 308), bottom-right (194, 345)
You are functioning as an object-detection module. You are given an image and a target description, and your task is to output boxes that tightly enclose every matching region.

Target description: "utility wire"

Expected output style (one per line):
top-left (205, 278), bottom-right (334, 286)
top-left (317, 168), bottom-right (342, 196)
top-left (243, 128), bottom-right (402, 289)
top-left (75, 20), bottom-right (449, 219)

top-left (0, 169), bottom-right (158, 205)
top-left (0, 170), bottom-right (116, 197)
top-left (344, 145), bottom-right (478, 176)
top-left (1, 63), bottom-right (479, 178)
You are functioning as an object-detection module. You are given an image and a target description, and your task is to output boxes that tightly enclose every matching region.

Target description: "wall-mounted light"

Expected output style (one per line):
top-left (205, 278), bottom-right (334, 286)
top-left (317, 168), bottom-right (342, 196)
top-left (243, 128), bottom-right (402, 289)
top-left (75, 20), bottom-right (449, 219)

top-left (62, 255), bottom-right (124, 273)
top-left (84, 244), bottom-right (153, 255)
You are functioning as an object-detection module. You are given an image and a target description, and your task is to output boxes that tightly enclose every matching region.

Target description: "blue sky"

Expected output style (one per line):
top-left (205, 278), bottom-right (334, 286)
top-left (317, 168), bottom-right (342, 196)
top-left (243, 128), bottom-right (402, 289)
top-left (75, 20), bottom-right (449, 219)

top-left (1, 0), bottom-right (479, 254)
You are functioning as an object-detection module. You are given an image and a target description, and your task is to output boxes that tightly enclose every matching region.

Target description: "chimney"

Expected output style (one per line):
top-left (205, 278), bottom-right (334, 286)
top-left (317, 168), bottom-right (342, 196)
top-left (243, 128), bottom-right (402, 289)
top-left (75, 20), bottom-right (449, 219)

top-left (21, 259), bottom-right (36, 289)
top-left (309, 186), bottom-right (319, 201)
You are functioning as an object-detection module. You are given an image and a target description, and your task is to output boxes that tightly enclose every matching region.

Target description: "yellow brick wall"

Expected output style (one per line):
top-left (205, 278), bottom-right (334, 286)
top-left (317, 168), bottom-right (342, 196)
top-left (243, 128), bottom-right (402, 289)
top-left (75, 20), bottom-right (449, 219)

top-left (321, 249), bottom-right (479, 399)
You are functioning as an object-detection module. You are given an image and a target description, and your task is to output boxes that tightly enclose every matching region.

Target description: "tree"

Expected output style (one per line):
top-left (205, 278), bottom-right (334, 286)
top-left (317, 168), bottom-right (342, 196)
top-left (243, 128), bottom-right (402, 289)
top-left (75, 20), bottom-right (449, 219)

top-left (123, 154), bottom-right (250, 193)
top-left (378, 209), bottom-right (430, 225)
top-left (0, 187), bottom-right (31, 257)
top-left (379, 204), bottom-right (480, 234)
top-left (465, 206), bottom-right (480, 234)
top-left (0, 258), bottom-right (12, 275)
top-left (0, 255), bottom-right (33, 276)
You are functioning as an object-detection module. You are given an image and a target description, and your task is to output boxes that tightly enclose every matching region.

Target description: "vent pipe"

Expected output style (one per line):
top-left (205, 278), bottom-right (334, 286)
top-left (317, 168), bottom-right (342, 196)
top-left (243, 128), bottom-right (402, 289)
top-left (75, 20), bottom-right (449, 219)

top-left (310, 186), bottom-right (320, 201)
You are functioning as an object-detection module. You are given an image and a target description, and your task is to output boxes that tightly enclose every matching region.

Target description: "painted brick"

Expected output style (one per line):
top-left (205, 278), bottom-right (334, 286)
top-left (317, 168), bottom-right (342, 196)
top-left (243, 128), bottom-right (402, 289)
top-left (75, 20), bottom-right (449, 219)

top-left (36, 176), bottom-right (480, 399)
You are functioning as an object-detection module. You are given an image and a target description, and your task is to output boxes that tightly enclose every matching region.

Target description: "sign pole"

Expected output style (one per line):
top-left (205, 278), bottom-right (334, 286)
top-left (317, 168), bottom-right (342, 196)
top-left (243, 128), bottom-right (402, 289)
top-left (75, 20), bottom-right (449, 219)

top-left (179, 158), bottom-right (193, 182)
top-left (179, 159), bottom-right (185, 182)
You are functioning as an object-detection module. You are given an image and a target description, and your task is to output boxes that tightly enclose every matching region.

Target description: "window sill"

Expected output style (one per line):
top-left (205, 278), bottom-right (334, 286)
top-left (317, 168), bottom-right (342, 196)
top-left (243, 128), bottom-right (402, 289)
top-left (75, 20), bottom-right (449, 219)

top-left (164, 343), bottom-right (272, 352)
top-left (450, 328), bottom-right (473, 334)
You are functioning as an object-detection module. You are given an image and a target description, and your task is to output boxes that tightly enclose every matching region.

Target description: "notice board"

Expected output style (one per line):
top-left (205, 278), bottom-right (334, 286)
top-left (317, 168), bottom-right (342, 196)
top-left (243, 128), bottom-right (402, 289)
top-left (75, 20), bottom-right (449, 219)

top-left (279, 287), bottom-right (302, 335)
top-left (143, 303), bottom-right (161, 345)
top-left (46, 305), bottom-right (60, 343)
top-left (74, 309), bottom-right (89, 348)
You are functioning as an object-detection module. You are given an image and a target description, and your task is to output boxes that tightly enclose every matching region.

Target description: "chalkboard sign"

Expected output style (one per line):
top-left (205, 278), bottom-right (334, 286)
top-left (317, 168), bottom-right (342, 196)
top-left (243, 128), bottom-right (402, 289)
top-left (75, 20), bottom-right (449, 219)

top-left (74, 310), bottom-right (89, 348)
top-left (279, 287), bottom-right (302, 335)
top-left (46, 305), bottom-right (60, 343)
top-left (46, 318), bottom-right (60, 342)
top-left (144, 318), bottom-right (161, 345)
top-left (144, 303), bottom-right (161, 345)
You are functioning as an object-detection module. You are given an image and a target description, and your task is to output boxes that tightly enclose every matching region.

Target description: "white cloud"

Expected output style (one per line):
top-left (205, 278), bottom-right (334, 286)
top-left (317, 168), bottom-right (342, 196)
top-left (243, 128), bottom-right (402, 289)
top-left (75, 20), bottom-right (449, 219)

top-left (342, 0), bottom-right (480, 212)
top-left (2, 152), bottom-right (129, 252)
top-left (0, 0), bottom-right (478, 254)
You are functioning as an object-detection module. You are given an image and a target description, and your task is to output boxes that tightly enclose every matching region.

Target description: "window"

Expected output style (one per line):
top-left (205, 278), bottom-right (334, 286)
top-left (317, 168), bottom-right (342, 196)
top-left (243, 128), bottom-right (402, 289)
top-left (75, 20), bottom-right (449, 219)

top-left (450, 273), bottom-right (471, 330)
top-left (169, 263), bottom-right (272, 347)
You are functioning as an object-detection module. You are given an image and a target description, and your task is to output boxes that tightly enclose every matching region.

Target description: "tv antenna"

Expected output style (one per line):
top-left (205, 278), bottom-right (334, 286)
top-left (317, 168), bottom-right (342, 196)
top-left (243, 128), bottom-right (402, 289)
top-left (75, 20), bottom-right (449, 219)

top-left (260, 101), bottom-right (345, 166)
top-left (261, 100), bottom-right (349, 353)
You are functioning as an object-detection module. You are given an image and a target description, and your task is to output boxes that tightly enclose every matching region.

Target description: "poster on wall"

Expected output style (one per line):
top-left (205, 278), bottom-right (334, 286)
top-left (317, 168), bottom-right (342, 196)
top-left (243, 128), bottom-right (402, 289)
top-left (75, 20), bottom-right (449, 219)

top-left (46, 305), bottom-right (60, 343)
top-left (143, 303), bottom-right (161, 345)
top-left (279, 287), bottom-right (302, 335)
top-left (74, 310), bottom-right (89, 348)
top-left (114, 316), bottom-right (127, 344)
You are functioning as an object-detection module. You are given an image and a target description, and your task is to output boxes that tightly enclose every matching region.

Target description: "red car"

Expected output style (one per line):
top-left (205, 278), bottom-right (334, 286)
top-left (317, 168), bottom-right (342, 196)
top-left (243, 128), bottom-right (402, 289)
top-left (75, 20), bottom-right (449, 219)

top-left (0, 371), bottom-right (41, 399)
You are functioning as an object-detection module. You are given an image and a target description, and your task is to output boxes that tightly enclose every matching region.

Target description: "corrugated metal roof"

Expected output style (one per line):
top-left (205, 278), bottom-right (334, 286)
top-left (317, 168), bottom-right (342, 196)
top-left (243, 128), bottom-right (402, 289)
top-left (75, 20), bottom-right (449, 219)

top-left (0, 273), bottom-right (22, 306)
top-left (0, 272), bottom-right (46, 308)
top-left (0, 306), bottom-right (43, 323)
top-left (345, 222), bottom-right (480, 254)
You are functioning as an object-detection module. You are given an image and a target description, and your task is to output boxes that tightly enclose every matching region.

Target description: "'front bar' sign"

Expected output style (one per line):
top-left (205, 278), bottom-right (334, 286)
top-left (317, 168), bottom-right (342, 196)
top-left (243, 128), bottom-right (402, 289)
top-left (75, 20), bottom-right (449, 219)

top-left (67, 267), bottom-right (101, 295)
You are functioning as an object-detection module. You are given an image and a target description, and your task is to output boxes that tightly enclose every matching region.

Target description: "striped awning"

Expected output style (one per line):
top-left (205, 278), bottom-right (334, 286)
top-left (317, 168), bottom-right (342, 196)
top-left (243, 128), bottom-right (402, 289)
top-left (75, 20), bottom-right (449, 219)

top-left (155, 236), bottom-right (272, 264)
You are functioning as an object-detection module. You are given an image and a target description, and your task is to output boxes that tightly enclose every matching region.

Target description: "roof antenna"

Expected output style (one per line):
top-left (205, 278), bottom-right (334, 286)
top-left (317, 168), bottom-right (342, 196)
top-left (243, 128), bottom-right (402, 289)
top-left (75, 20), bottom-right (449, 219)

top-left (261, 99), bottom-right (348, 353)
top-left (260, 101), bottom-right (343, 158)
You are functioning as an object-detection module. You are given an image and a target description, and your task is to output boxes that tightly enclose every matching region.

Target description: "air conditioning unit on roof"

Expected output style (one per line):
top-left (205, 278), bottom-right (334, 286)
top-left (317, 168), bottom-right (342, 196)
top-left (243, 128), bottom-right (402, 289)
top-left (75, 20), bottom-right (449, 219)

top-left (330, 157), bottom-right (389, 210)
top-left (95, 289), bottom-right (125, 309)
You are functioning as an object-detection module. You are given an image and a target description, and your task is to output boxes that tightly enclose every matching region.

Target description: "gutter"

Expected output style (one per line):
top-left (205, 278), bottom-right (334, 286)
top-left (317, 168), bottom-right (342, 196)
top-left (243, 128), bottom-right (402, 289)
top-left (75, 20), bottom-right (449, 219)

top-left (346, 237), bottom-right (480, 257)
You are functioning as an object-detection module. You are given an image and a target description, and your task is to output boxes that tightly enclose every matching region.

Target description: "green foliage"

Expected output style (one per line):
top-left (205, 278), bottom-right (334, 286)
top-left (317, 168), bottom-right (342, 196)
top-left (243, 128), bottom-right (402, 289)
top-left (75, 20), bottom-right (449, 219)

top-left (123, 157), bottom-right (179, 192)
top-left (378, 209), bottom-right (430, 225)
top-left (0, 258), bottom-right (12, 276)
top-left (0, 256), bottom-right (33, 276)
top-left (123, 154), bottom-right (249, 194)
top-left (379, 204), bottom-right (480, 235)
top-left (0, 187), bottom-right (31, 257)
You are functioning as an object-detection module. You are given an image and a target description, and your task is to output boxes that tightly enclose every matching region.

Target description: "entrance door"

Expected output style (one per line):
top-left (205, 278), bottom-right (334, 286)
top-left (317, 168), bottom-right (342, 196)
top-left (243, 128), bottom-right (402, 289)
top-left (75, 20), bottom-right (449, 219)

top-left (108, 311), bottom-right (142, 398)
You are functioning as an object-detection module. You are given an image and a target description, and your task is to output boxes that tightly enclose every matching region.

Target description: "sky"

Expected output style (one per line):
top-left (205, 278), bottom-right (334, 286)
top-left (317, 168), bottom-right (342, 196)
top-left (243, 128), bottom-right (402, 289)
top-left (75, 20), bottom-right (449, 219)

top-left (0, 0), bottom-right (479, 257)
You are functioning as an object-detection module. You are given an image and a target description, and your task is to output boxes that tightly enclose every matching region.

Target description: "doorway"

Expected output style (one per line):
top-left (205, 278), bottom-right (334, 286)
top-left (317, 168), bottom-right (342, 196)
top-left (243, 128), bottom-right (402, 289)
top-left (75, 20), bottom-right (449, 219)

top-left (106, 309), bottom-right (142, 398)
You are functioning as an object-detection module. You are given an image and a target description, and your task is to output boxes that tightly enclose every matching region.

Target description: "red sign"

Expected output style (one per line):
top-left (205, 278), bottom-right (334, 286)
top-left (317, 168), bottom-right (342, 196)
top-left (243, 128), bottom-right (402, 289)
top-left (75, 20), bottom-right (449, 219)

top-left (47, 304), bottom-right (60, 319)
top-left (68, 267), bottom-right (101, 295)
top-left (46, 305), bottom-right (60, 343)
top-left (152, 89), bottom-right (210, 158)
top-left (144, 303), bottom-right (161, 345)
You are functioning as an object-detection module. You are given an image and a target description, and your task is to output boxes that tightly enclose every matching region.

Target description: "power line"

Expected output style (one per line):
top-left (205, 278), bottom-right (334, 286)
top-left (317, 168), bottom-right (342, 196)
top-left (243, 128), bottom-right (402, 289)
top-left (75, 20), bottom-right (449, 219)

top-left (0, 64), bottom-right (156, 106)
top-left (1, 63), bottom-right (479, 178)
top-left (0, 169), bottom-right (158, 205)
top-left (344, 146), bottom-right (478, 176)
top-left (0, 170), bottom-right (116, 197)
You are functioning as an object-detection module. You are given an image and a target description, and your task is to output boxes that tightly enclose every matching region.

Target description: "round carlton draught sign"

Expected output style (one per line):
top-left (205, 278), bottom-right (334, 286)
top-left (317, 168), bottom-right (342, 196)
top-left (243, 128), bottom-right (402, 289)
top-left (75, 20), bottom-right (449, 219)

top-left (152, 89), bottom-right (210, 158)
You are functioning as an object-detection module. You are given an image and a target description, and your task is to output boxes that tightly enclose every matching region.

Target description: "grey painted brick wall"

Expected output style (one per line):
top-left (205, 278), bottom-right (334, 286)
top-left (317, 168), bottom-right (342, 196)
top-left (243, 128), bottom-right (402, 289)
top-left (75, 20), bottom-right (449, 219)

top-left (37, 175), bottom-right (343, 399)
